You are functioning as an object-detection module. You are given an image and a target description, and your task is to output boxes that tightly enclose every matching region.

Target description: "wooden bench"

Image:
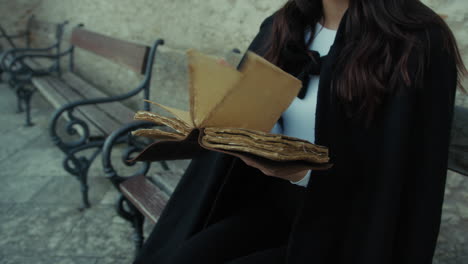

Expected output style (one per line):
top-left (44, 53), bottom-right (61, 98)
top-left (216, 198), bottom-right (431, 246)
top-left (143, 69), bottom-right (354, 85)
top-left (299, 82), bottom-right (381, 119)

top-left (0, 17), bottom-right (68, 125)
top-left (12, 26), bottom-right (169, 215)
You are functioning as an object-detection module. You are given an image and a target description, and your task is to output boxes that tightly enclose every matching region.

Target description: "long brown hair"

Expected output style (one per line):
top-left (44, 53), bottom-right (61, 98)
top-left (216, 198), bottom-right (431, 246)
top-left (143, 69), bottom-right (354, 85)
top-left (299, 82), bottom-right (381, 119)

top-left (264, 0), bottom-right (466, 120)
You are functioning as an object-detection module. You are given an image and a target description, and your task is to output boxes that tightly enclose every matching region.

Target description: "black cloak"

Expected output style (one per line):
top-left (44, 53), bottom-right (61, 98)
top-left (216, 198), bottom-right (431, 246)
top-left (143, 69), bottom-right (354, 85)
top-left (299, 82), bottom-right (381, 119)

top-left (134, 10), bottom-right (457, 264)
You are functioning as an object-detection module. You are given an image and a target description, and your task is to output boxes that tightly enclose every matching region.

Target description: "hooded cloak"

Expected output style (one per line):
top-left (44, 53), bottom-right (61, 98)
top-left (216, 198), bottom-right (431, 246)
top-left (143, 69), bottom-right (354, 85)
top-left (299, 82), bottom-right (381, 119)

top-left (134, 10), bottom-right (457, 264)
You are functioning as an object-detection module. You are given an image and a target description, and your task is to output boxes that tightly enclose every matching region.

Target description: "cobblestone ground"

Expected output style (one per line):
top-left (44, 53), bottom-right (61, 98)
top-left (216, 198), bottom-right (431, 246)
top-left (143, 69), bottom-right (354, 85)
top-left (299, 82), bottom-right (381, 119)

top-left (0, 84), bottom-right (467, 263)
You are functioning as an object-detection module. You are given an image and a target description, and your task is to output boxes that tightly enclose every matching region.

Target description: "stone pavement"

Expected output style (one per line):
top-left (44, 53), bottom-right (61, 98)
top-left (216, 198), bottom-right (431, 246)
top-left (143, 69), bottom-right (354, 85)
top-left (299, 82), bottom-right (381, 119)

top-left (0, 84), bottom-right (467, 263)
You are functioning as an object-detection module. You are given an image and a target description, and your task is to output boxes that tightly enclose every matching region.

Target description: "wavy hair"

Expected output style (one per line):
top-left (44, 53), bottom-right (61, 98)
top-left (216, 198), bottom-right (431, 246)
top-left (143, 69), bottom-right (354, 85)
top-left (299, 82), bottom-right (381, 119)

top-left (264, 0), bottom-right (466, 120)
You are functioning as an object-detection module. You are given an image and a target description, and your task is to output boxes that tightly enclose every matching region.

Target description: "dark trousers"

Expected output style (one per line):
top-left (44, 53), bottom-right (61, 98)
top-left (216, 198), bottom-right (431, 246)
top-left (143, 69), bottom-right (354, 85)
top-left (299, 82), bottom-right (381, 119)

top-left (164, 178), bottom-right (306, 264)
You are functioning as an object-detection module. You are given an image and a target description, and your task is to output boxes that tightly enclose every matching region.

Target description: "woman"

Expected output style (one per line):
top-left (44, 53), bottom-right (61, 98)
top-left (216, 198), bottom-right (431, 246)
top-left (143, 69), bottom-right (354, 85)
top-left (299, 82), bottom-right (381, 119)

top-left (135, 0), bottom-right (466, 263)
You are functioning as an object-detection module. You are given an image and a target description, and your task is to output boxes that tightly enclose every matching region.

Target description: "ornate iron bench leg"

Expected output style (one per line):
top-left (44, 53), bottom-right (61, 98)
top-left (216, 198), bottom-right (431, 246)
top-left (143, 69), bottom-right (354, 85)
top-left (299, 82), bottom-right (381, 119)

top-left (64, 154), bottom-right (92, 209)
top-left (23, 87), bottom-right (35, 126)
top-left (14, 85), bottom-right (24, 113)
top-left (54, 133), bottom-right (103, 211)
top-left (131, 204), bottom-right (145, 255)
top-left (117, 196), bottom-right (145, 256)
top-left (61, 140), bottom-right (103, 210)
top-left (15, 85), bottom-right (36, 126)
top-left (77, 157), bottom-right (91, 209)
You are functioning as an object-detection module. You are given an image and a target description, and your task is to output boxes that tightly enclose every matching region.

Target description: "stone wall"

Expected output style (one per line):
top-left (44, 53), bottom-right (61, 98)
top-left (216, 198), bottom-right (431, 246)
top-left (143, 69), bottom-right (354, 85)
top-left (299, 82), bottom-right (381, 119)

top-left (1, 0), bottom-right (467, 110)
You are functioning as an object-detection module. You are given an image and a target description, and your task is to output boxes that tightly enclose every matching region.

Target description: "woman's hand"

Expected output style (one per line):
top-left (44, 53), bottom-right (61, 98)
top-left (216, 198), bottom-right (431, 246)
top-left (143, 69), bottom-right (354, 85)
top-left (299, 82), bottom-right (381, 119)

top-left (238, 156), bottom-right (310, 182)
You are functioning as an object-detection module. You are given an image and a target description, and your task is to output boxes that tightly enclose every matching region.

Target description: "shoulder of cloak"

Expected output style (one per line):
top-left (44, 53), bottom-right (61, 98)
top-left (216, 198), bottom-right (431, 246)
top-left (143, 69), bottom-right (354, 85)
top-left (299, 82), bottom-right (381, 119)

top-left (244, 13), bottom-right (276, 57)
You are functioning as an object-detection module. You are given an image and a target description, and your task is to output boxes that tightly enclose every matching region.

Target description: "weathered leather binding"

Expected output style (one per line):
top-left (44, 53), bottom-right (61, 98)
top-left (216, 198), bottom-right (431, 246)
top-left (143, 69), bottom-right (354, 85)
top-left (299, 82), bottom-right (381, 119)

top-left (132, 50), bottom-right (332, 174)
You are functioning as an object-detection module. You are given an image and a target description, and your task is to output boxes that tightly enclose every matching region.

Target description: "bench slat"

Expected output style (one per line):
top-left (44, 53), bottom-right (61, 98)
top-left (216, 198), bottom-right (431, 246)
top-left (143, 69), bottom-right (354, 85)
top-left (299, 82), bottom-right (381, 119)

top-left (120, 175), bottom-right (168, 224)
top-left (33, 76), bottom-right (122, 135)
top-left (32, 76), bottom-right (103, 137)
top-left (45, 76), bottom-right (124, 135)
top-left (27, 60), bottom-right (135, 126)
top-left (61, 72), bottom-right (135, 124)
top-left (70, 28), bottom-right (150, 75)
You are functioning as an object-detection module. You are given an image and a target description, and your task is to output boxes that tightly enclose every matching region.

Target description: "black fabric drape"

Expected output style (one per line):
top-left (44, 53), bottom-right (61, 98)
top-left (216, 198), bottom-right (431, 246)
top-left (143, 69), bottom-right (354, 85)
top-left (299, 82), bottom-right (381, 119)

top-left (135, 10), bottom-right (457, 264)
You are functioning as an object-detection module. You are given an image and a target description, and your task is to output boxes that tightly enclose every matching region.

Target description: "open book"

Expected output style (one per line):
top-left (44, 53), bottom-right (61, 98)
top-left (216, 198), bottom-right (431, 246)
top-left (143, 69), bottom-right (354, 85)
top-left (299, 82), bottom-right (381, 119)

top-left (132, 50), bottom-right (332, 174)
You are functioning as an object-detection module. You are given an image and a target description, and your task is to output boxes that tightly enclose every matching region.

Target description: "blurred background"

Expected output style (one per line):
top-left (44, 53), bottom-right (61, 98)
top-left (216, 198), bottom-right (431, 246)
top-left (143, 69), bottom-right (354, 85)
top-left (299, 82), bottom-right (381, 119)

top-left (0, 0), bottom-right (466, 264)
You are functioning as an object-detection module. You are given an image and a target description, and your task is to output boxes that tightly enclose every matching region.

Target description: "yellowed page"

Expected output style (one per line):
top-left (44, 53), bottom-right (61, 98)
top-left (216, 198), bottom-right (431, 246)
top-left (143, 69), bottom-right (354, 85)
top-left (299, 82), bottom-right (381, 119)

top-left (200, 52), bottom-right (302, 132)
top-left (187, 49), bottom-right (243, 127)
top-left (144, 100), bottom-right (195, 128)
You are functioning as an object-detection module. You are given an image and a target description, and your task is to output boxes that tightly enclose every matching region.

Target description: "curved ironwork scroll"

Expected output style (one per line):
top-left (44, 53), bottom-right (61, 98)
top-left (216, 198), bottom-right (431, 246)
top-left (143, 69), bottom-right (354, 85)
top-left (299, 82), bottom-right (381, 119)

top-left (61, 140), bottom-right (103, 209)
top-left (101, 121), bottom-right (155, 187)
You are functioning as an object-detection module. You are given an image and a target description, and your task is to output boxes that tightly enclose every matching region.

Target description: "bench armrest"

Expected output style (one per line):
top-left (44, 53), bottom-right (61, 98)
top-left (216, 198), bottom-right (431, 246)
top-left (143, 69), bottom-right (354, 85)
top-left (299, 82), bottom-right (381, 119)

top-left (10, 47), bottom-right (72, 64)
top-left (48, 88), bottom-right (147, 151)
top-left (3, 48), bottom-right (72, 81)
top-left (1, 45), bottom-right (59, 65)
top-left (1, 45), bottom-right (61, 72)
top-left (47, 81), bottom-right (150, 158)
top-left (3, 45), bottom-right (58, 55)
top-left (101, 121), bottom-right (157, 187)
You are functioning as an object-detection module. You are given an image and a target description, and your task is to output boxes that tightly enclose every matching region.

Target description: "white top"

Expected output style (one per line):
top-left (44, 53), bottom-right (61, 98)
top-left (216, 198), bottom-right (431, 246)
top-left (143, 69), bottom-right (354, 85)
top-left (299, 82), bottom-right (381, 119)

top-left (270, 23), bottom-right (337, 187)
